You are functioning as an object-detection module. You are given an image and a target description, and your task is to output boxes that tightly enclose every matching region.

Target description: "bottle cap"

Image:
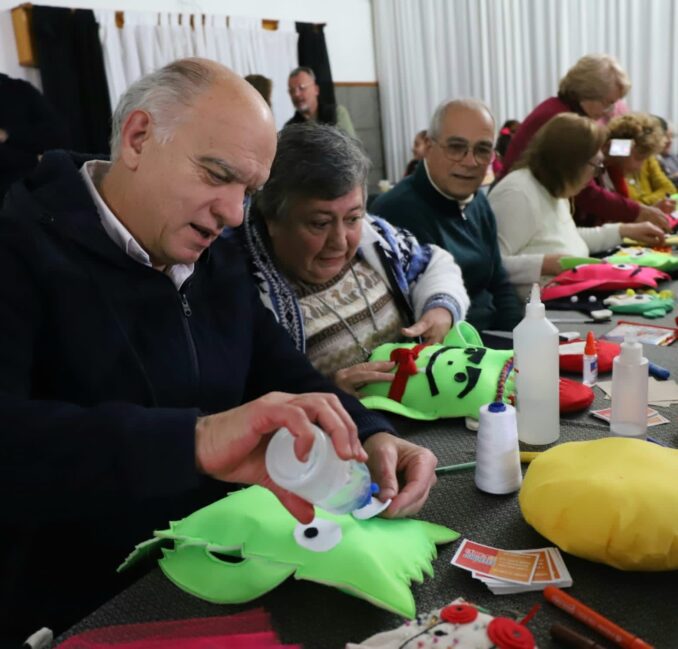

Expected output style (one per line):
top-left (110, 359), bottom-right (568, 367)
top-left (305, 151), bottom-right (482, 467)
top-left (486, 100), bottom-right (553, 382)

top-left (488, 402), bottom-right (507, 413)
top-left (584, 331), bottom-right (596, 355)
top-left (525, 283), bottom-right (545, 317)
top-left (619, 334), bottom-right (643, 364)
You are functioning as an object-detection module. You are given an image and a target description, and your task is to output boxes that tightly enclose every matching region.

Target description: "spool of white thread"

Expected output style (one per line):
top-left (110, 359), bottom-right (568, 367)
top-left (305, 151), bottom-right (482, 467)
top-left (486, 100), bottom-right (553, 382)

top-left (474, 402), bottom-right (522, 495)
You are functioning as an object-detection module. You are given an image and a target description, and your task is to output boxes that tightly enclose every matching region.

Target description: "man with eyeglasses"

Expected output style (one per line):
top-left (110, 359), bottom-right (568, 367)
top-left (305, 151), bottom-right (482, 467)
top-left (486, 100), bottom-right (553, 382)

top-left (371, 99), bottom-right (524, 332)
top-left (285, 66), bottom-right (356, 138)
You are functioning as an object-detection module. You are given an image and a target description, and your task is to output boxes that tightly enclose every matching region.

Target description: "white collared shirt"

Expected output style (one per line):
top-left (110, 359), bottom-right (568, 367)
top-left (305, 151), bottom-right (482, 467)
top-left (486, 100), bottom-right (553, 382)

top-left (79, 160), bottom-right (194, 290)
top-left (423, 159), bottom-right (475, 210)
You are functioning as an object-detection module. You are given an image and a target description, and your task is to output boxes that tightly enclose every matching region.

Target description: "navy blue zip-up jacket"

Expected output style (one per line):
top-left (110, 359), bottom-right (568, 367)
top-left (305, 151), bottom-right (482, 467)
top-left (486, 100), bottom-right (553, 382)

top-left (0, 151), bottom-right (394, 642)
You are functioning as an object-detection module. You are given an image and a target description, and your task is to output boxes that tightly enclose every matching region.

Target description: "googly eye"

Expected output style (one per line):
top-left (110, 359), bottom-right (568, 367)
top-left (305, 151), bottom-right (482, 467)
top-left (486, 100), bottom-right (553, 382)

top-left (613, 263), bottom-right (635, 270)
top-left (570, 295), bottom-right (579, 303)
top-left (294, 518), bottom-right (342, 552)
top-left (588, 295), bottom-right (597, 303)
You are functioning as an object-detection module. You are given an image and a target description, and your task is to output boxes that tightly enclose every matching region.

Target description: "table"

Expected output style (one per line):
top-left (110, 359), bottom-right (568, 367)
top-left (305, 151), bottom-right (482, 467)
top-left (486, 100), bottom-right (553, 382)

top-left (57, 308), bottom-right (678, 649)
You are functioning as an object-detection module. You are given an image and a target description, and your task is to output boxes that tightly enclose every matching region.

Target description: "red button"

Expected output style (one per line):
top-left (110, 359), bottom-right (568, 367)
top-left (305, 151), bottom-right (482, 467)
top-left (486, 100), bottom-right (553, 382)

top-left (487, 618), bottom-right (535, 649)
top-left (440, 603), bottom-right (478, 624)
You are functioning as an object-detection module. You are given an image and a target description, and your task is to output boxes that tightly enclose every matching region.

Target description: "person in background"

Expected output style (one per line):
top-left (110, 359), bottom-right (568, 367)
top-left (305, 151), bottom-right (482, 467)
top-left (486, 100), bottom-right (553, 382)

top-left (370, 99), bottom-right (524, 332)
top-left (603, 113), bottom-right (676, 214)
top-left (404, 129), bottom-right (427, 176)
top-left (655, 116), bottom-right (678, 187)
top-left (493, 54), bottom-right (668, 232)
top-left (245, 73), bottom-right (272, 107)
top-left (0, 59), bottom-right (437, 643)
top-left (489, 114), bottom-right (665, 298)
top-left (491, 119), bottom-right (520, 177)
top-left (0, 72), bottom-right (68, 200)
top-left (285, 66), bottom-right (356, 138)
top-left (240, 122), bottom-right (469, 397)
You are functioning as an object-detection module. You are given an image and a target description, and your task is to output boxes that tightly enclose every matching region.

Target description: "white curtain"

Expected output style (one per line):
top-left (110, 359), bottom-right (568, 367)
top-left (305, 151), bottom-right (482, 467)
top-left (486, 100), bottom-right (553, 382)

top-left (95, 10), bottom-right (298, 130)
top-left (373, 0), bottom-right (678, 180)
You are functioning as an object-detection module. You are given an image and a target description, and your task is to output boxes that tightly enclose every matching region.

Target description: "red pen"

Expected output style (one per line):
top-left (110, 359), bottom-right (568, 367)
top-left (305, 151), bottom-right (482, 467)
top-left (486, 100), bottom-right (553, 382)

top-left (543, 586), bottom-right (654, 649)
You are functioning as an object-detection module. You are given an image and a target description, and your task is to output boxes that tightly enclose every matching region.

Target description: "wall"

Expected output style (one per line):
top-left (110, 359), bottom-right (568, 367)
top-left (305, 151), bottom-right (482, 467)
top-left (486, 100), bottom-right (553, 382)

top-left (0, 0), bottom-right (376, 81)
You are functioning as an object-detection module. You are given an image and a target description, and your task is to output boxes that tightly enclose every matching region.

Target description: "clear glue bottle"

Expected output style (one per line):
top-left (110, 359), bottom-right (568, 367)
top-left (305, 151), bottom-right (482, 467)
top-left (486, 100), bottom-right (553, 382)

top-left (265, 424), bottom-right (374, 514)
top-left (582, 331), bottom-right (598, 387)
top-left (512, 283), bottom-right (560, 445)
top-left (610, 335), bottom-right (649, 439)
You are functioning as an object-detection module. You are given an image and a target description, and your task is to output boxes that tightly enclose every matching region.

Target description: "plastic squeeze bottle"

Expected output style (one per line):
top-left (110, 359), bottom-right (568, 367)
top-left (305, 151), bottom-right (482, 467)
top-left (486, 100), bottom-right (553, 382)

top-left (265, 424), bottom-right (373, 514)
top-left (512, 283), bottom-right (560, 445)
top-left (582, 331), bottom-right (598, 387)
top-left (609, 335), bottom-right (649, 439)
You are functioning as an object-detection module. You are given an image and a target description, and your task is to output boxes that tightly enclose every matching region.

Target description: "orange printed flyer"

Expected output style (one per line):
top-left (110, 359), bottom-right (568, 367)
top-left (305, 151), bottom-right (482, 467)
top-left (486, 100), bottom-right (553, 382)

top-left (451, 539), bottom-right (538, 585)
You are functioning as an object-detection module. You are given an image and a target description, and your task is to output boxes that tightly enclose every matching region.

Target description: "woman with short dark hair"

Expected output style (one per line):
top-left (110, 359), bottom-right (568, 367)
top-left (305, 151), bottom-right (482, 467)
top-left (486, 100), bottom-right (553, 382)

top-left (488, 113), bottom-right (664, 297)
top-left (239, 122), bottom-right (469, 396)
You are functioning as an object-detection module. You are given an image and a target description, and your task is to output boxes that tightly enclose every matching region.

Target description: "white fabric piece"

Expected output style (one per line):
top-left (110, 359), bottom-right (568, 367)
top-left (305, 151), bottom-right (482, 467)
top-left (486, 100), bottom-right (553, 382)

top-left (373, 0), bottom-right (678, 180)
top-left (93, 11), bottom-right (297, 130)
top-left (489, 168), bottom-right (621, 292)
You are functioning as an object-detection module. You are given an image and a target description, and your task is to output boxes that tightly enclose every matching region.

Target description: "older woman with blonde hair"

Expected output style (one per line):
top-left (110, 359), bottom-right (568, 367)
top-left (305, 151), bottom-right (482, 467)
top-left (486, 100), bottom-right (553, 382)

top-left (492, 54), bottom-right (668, 232)
top-left (489, 113), bottom-right (664, 297)
top-left (239, 122), bottom-right (469, 397)
top-left (603, 113), bottom-right (676, 213)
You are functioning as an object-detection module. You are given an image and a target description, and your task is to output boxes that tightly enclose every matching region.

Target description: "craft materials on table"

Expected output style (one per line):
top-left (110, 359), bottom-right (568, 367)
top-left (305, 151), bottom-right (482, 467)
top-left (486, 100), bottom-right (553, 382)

top-left (451, 539), bottom-right (572, 594)
top-left (608, 336), bottom-right (649, 440)
top-left (601, 320), bottom-right (678, 346)
top-left (474, 402), bottom-right (522, 495)
top-left (520, 438), bottom-right (678, 571)
top-left (513, 284), bottom-right (560, 445)
top-left (544, 586), bottom-right (654, 649)
top-left (590, 407), bottom-right (669, 428)
top-left (550, 623), bottom-right (608, 649)
top-left (119, 485), bottom-right (458, 618)
top-left (603, 289), bottom-right (674, 319)
top-left (596, 376), bottom-right (678, 407)
top-left (347, 597), bottom-right (538, 648)
top-left (582, 332), bottom-right (598, 387)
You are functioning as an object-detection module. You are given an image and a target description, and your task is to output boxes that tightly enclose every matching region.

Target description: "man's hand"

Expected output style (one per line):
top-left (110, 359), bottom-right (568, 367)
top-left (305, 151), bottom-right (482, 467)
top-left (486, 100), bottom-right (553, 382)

top-left (636, 204), bottom-right (670, 231)
top-left (363, 432), bottom-right (437, 518)
top-left (334, 361), bottom-right (395, 397)
top-left (401, 307), bottom-right (453, 344)
top-left (195, 391), bottom-right (366, 523)
top-left (620, 221), bottom-right (666, 246)
top-left (0, 128), bottom-right (8, 143)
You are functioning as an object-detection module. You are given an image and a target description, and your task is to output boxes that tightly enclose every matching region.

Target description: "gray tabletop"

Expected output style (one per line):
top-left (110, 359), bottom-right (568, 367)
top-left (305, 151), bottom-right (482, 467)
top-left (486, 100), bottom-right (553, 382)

top-left (57, 305), bottom-right (678, 649)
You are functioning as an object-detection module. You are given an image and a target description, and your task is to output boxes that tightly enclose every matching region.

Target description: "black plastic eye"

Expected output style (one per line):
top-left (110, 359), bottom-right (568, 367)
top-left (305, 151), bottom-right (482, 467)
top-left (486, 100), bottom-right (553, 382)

top-left (454, 372), bottom-right (466, 383)
top-left (303, 527), bottom-right (319, 539)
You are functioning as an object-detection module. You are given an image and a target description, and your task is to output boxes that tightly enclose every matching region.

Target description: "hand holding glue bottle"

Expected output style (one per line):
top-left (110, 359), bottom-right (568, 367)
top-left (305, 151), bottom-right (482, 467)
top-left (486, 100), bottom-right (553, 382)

top-left (266, 425), bottom-right (391, 519)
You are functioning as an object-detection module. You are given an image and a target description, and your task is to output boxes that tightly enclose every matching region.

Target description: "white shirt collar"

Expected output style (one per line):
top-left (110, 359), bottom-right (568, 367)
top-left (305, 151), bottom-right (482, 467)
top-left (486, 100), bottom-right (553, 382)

top-left (79, 160), bottom-right (194, 289)
top-left (423, 159), bottom-right (475, 208)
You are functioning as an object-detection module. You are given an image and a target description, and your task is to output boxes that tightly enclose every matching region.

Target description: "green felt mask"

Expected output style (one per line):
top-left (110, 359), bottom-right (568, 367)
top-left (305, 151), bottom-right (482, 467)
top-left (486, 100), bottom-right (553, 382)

top-left (604, 247), bottom-right (678, 272)
top-left (360, 322), bottom-right (515, 420)
top-left (120, 486), bottom-right (458, 618)
top-left (603, 289), bottom-right (675, 318)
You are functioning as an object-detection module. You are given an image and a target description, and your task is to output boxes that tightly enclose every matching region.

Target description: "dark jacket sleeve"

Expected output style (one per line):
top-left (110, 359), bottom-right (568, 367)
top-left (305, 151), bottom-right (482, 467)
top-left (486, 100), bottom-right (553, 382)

top-left (243, 279), bottom-right (396, 440)
top-left (0, 220), bottom-right (202, 525)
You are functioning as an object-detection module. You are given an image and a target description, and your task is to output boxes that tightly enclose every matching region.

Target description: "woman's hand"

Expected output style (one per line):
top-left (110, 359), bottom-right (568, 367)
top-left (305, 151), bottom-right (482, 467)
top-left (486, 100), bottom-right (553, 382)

top-left (334, 361), bottom-right (396, 398)
top-left (620, 221), bottom-right (666, 246)
top-left (653, 197), bottom-right (676, 214)
top-left (636, 205), bottom-right (670, 231)
top-left (401, 307), bottom-right (453, 344)
top-left (541, 253), bottom-right (566, 276)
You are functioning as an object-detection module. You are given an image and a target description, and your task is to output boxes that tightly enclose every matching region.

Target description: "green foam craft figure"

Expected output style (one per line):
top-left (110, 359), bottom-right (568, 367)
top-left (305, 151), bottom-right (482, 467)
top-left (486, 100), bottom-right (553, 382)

top-left (360, 322), bottom-right (515, 421)
top-left (120, 485), bottom-right (458, 618)
top-left (603, 289), bottom-right (675, 318)
top-left (604, 246), bottom-right (678, 272)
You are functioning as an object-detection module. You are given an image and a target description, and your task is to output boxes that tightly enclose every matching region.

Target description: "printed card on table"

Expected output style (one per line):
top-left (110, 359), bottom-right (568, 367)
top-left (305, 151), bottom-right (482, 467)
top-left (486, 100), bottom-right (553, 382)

top-left (590, 407), bottom-right (669, 427)
top-left (451, 539), bottom-right (538, 585)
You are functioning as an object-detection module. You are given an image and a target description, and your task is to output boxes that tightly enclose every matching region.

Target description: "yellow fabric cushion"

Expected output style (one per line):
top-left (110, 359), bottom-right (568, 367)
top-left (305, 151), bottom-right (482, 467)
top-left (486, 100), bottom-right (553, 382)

top-left (519, 438), bottom-right (678, 571)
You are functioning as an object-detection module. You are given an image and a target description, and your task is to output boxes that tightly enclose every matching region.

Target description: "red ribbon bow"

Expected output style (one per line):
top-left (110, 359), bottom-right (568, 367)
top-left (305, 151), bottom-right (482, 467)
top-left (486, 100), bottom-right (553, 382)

top-left (387, 344), bottom-right (430, 402)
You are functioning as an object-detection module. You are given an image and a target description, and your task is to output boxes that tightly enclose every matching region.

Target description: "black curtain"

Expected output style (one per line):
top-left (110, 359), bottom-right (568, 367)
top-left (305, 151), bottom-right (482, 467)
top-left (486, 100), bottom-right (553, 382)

top-left (32, 6), bottom-right (111, 154)
top-left (295, 22), bottom-right (336, 107)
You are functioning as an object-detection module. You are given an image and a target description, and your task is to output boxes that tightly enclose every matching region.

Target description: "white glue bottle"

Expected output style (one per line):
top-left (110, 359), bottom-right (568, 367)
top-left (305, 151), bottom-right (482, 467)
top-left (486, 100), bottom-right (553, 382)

top-left (265, 425), bottom-right (374, 514)
top-left (512, 283), bottom-right (560, 445)
top-left (609, 335), bottom-right (649, 439)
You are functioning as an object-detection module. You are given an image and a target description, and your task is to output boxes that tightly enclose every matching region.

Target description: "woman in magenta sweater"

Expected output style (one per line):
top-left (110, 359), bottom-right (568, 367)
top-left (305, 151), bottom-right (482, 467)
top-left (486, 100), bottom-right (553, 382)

top-left (493, 54), bottom-right (668, 232)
